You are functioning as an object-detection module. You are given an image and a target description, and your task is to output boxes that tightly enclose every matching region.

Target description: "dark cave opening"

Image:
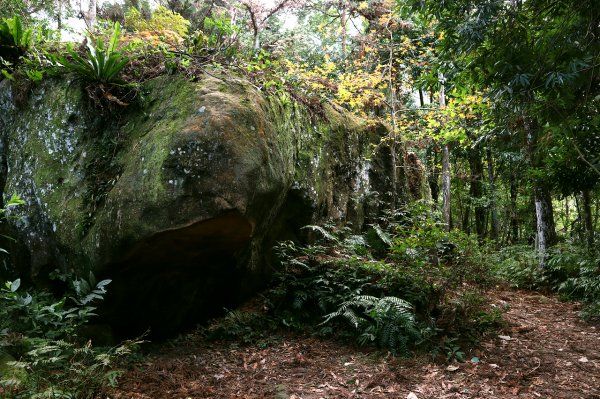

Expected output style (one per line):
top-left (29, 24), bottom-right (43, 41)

top-left (100, 211), bottom-right (255, 339)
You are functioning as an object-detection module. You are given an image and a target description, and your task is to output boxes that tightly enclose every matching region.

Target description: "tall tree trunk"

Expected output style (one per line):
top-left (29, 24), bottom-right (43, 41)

top-left (254, 35), bottom-right (260, 50)
top-left (84, 0), bottom-right (97, 32)
top-left (563, 197), bottom-right (570, 234)
top-left (385, 24), bottom-right (402, 209)
top-left (525, 117), bottom-right (557, 267)
top-left (533, 186), bottom-right (557, 265)
top-left (486, 147), bottom-right (499, 241)
top-left (461, 183), bottom-right (470, 234)
top-left (340, 0), bottom-right (347, 56)
top-left (457, 167), bottom-right (467, 233)
top-left (442, 144), bottom-right (451, 230)
top-left (427, 146), bottom-right (440, 207)
top-left (469, 151), bottom-right (486, 240)
top-left (439, 73), bottom-right (451, 231)
top-left (574, 194), bottom-right (582, 239)
top-left (582, 189), bottom-right (594, 249)
top-left (56, 0), bottom-right (63, 36)
top-left (509, 170), bottom-right (519, 243)
top-left (595, 194), bottom-right (599, 237)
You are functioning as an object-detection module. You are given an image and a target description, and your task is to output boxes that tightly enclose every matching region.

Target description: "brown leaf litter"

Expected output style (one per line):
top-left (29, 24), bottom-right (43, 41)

top-left (103, 289), bottom-right (600, 399)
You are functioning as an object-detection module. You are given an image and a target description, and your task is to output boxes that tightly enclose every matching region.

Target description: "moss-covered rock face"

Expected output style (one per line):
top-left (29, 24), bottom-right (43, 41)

top-left (0, 74), bottom-right (405, 338)
top-left (0, 350), bottom-right (27, 384)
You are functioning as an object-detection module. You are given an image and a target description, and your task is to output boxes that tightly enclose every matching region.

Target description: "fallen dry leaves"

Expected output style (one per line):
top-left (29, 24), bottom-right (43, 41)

top-left (103, 289), bottom-right (600, 398)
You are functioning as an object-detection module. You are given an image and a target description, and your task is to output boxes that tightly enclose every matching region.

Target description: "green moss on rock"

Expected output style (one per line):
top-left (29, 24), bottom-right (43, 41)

top-left (0, 72), bottom-right (406, 337)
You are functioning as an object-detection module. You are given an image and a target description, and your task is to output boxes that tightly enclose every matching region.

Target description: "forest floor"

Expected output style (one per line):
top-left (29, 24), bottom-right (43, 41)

top-left (104, 289), bottom-right (600, 399)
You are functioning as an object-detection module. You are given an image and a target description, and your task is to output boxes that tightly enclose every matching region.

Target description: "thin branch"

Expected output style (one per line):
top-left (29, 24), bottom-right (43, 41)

top-left (263, 0), bottom-right (295, 23)
top-left (571, 137), bottom-right (600, 177)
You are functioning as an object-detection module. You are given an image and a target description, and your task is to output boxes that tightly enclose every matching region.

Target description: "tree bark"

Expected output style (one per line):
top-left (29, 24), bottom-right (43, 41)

top-left (340, 0), bottom-right (347, 56)
top-left (509, 170), bottom-right (519, 243)
top-left (574, 194), bottom-right (581, 239)
top-left (525, 117), bottom-right (557, 267)
top-left (386, 24), bottom-right (401, 210)
top-left (56, 0), bottom-right (63, 35)
top-left (442, 144), bottom-right (451, 231)
top-left (253, 33), bottom-right (260, 51)
top-left (84, 0), bottom-right (97, 32)
top-left (427, 146), bottom-right (440, 207)
top-left (595, 194), bottom-right (599, 238)
top-left (486, 147), bottom-right (499, 241)
top-left (469, 150), bottom-right (486, 240)
top-left (461, 181), bottom-right (470, 234)
top-left (533, 186), bottom-right (557, 260)
top-left (582, 189), bottom-right (594, 249)
top-left (563, 196), bottom-right (570, 234)
top-left (439, 73), bottom-right (451, 231)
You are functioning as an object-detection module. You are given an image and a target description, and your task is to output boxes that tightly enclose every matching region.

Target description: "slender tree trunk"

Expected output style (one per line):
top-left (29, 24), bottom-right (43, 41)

top-left (253, 32), bottom-right (261, 50)
top-left (427, 146), bottom-right (440, 207)
top-left (595, 194), bottom-right (599, 237)
top-left (533, 186), bottom-right (557, 266)
top-left (574, 194), bottom-right (582, 239)
top-left (509, 170), bottom-right (519, 243)
top-left (56, 0), bottom-right (63, 36)
top-left (442, 144), bottom-right (451, 230)
top-left (340, 0), bottom-right (347, 56)
top-left (486, 147), bottom-right (499, 241)
top-left (439, 73), bottom-right (451, 231)
top-left (525, 117), bottom-right (557, 267)
top-left (85, 0), bottom-right (97, 32)
top-left (461, 183), bottom-right (470, 234)
top-left (469, 151), bottom-right (486, 240)
top-left (386, 23), bottom-right (401, 210)
top-left (582, 189), bottom-right (594, 249)
top-left (564, 196), bottom-right (570, 234)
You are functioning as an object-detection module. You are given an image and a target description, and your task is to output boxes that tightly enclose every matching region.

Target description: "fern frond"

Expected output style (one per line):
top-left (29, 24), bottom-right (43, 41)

top-left (302, 225), bottom-right (339, 243)
top-left (372, 224), bottom-right (393, 247)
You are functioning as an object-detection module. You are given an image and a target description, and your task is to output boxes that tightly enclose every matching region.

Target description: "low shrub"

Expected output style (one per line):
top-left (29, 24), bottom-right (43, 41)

top-left (266, 212), bottom-right (498, 356)
top-left (322, 295), bottom-right (421, 356)
top-left (548, 244), bottom-right (600, 320)
top-left (492, 242), bottom-right (600, 320)
top-left (124, 6), bottom-right (190, 38)
top-left (491, 245), bottom-right (544, 289)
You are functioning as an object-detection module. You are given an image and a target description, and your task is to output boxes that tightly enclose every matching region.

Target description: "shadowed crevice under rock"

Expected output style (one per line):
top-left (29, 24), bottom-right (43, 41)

top-left (101, 211), bottom-right (254, 338)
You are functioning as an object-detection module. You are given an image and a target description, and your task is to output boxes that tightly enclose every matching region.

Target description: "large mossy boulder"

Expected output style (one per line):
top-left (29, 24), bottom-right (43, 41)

top-left (0, 74), bottom-right (407, 337)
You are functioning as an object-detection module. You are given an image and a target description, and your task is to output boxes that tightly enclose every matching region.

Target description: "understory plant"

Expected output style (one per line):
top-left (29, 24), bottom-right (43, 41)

top-left (0, 16), bottom-right (32, 51)
top-left (0, 272), bottom-right (142, 398)
top-left (491, 244), bottom-right (544, 289)
top-left (266, 207), bottom-right (500, 357)
top-left (0, 196), bottom-right (141, 398)
top-left (0, 15), bottom-right (32, 79)
top-left (547, 244), bottom-right (600, 320)
top-left (492, 241), bottom-right (600, 320)
top-left (322, 295), bottom-right (421, 355)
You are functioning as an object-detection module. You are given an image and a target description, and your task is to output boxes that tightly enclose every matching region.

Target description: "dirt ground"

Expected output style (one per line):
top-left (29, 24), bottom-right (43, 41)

top-left (103, 289), bottom-right (600, 399)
